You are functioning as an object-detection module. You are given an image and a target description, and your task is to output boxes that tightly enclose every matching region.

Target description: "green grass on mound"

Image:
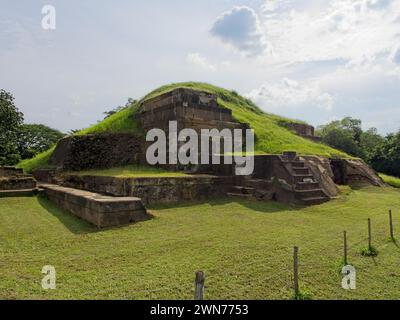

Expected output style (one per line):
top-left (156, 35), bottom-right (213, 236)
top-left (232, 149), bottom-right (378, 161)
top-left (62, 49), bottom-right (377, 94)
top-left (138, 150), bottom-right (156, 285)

top-left (1, 186), bottom-right (400, 299)
top-left (18, 82), bottom-right (348, 173)
top-left (141, 82), bottom-right (347, 157)
top-left (380, 174), bottom-right (400, 188)
top-left (77, 102), bottom-right (143, 136)
top-left (69, 165), bottom-right (188, 178)
top-left (16, 147), bottom-right (55, 173)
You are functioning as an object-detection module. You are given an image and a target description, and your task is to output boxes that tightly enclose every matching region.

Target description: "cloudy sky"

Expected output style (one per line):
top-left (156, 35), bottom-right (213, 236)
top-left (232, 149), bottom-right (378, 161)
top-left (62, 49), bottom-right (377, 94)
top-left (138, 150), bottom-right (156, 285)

top-left (1, 0), bottom-right (400, 134)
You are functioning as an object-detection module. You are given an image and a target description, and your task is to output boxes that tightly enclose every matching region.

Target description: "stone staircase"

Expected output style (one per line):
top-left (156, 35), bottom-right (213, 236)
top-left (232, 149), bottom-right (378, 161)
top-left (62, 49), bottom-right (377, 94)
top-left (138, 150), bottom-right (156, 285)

top-left (227, 154), bottom-right (331, 206)
top-left (284, 157), bottom-right (331, 205)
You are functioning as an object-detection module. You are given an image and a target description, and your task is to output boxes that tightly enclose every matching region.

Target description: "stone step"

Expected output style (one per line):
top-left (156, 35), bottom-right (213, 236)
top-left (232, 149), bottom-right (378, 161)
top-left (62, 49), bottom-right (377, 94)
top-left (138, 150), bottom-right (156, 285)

top-left (227, 192), bottom-right (254, 199)
top-left (292, 167), bottom-right (310, 175)
top-left (295, 181), bottom-right (320, 190)
top-left (291, 161), bottom-right (305, 167)
top-left (301, 196), bottom-right (330, 206)
top-left (230, 186), bottom-right (256, 194)
top-left (0, 188), bottom-right (39, 197)
top-left (295, 189), bottom-right (326, 199)
top-left (293, 174), bottom-right (314, 183)
top-left (244, 179), bottom-right (269, 189)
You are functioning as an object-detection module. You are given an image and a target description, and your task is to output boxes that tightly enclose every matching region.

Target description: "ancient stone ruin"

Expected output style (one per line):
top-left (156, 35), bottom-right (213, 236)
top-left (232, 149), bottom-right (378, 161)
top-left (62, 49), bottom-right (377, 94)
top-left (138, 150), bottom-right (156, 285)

top-left (0, 166), bottom-right (37, 197)
top-left (1, 88), bottom-right (385, 228)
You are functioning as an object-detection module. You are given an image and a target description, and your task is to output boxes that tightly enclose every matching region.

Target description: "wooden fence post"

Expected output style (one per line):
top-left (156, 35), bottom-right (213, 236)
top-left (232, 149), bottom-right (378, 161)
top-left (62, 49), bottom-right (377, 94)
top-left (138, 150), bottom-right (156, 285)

top-left (389, 210), bottom-right (394, 240)
top-left (293, 246), bottom-right (299, 296)
top-left (343, 231), bottom-right (348, 265)
top-left (368, 218), bottom-right (372, 249)
top-left (194, 271), bottom-right (205, 300)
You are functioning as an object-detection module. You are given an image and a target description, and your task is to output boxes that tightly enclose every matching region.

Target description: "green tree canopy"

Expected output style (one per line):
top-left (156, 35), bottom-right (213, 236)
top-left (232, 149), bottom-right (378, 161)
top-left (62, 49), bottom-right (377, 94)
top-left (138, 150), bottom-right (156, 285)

top-left (0, 89), bottom-right (24, 165)
top-left (16, 124), bottom-right (64, 160)
top-left (316, 117), bottom-right (364, 157)
top-left (370, 131), bottom-right (400, 177)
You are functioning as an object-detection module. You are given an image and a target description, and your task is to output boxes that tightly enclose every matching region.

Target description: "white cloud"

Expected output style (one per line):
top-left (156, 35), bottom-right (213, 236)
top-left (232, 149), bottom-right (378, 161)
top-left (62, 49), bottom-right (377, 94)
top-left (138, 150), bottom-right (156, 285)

top-left (393, 47), bottom-right (400, 64)
top-left (186, 53), bottom-right (217, 71)
top-left (246, 78), bottom-right (334, 112)
top-left (260, 0), bottom-right (400, 64)
top-left (210, 6), bottom-right (267, 57)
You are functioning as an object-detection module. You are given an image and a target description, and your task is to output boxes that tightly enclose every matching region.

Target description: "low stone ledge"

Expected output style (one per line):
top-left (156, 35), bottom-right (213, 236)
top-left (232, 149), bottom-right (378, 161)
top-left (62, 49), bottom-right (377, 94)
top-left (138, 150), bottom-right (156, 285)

top-left (0, 176), bottom-right (37, 191)
top-left (0, 166), bottom-right (24, 177)
top-left (59, 175), bottom-right (235, 205)
top-left (40, 184), bottom-right (150, 228)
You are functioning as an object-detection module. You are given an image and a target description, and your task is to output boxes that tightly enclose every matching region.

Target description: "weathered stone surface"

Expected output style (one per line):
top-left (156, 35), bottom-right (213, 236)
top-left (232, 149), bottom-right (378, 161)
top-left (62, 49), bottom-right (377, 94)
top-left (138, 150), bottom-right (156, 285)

top-left (330, 158), bottom-right (385, 187)
top-left (280, 122), bottom-right (321, 142)
top-left (49, 134), bottom-right (143, 171)
top-left (246, 154), bottom-right (333, 205)
top-left (32, 168), bottom-right (60, 183)
top-left (0, 166), bottom-right (24, 177)
top-left (56, 175), bottom-right (234, 205)
top-left (138, 88), bottom-right (250, 174)
top-left (0, 166), bottom-right (37, 191)
top-left (0, 176), bottom-right (37, 190)
top-left (41, 184), bottom-right (150, 228)
top-left (139, 88), bottom-right (236, 132)
top-left (303, 156), bottom-right (339, 198)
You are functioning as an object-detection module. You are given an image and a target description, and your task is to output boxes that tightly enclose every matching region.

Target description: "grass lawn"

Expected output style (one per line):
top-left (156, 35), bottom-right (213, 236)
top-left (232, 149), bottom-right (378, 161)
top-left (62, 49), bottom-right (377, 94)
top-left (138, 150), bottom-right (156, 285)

top-left (68, 165), bottom-right (188, 178)
top-left (1, 186), bottom-right (400, 300)
top-left (380, 174), bottom-right (400, 188)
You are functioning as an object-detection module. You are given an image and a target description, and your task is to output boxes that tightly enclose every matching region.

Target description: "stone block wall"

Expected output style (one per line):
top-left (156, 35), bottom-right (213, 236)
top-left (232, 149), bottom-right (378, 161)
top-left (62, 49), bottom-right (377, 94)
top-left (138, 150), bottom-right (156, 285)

top-left (0, 166), bottom-right (24, 177)
top-left (42, 184), bottom-right (150, 228)
top-left (49, 134), bottom-right (143, 171)
top-left (139, 88), bottom-right (247, 133)
top-left (281, 122), bottom-right (321, 142)
top-left (0, 166), bottom-right (37, 191)
top-left (0, 177), bottom-right (36, 190)
top-left (58, 175), bottom-right (235, 205)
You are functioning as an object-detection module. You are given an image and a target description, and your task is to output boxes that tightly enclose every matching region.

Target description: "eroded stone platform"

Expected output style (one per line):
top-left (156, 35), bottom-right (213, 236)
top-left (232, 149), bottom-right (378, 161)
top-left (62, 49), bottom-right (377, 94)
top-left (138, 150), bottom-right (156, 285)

top-left (40, 183), bottom-right (150, 228)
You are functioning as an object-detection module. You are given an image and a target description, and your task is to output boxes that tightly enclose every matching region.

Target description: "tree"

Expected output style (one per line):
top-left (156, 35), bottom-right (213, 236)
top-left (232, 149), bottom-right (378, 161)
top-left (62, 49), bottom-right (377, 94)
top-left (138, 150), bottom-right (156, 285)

top-left (316, 118), bottom-right (363, 157)
top-left (16, 124), bottom-right (64, 159)
top-left (341, 117), bottom-right (363, 144)
top-left (0, 89), bottom-right (24, 165)
top-left (370, 131), bottom-right (400, 177)
top-left (103, 98), bottom-right (137, 119)
top-left (360, 128), bottom-right (384, 163)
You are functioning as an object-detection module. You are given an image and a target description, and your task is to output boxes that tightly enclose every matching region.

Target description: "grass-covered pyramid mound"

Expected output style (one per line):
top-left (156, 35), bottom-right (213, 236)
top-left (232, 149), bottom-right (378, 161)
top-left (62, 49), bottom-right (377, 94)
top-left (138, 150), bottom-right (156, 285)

top-left (19, 82), bottom-right (347, 173)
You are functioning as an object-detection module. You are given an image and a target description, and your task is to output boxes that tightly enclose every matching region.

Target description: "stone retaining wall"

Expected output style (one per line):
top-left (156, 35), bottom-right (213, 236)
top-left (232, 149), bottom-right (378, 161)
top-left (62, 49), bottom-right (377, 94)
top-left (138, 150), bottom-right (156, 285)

top-left (0, 166), bottom-right (37, 191)
top-left (0, 176), bottom-right (36, 191)
top-left (49, 134), bottom-right (143, 171)
top-left (42, 184), bottom-right (150, 228)
top-left (0, 166), bottom-right (24, 177)
top-left (59, 175), bottom-right (235, 205)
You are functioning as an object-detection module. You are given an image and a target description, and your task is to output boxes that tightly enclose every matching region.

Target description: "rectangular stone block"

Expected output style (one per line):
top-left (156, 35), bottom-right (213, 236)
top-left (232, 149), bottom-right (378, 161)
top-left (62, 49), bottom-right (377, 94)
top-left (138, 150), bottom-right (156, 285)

top-left (41, 184), bottom-right (150, 228)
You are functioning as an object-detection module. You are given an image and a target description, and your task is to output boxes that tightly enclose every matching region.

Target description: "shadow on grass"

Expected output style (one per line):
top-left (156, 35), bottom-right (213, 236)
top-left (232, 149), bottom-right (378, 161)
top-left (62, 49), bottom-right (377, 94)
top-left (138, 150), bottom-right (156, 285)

top-left (149, 196), bottom-right (300, 214)
top-left (37, 195), bottom-right (99, 235)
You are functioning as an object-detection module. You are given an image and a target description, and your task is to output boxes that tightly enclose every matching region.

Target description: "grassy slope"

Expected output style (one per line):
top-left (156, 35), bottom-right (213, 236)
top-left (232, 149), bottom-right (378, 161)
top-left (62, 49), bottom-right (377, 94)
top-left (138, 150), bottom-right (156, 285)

top-left (69, 165), bottom-right (188, 178)
top-left (1, 186), bottom-right (400, 300)
top-left (142, 82), bottom-right (347, 157)
top-left (18, 82), bottom-right (348, 173)
top-left (17, 147), bottom-right (55, 173)
top-left (380, 174), bottom-right (400, 188)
